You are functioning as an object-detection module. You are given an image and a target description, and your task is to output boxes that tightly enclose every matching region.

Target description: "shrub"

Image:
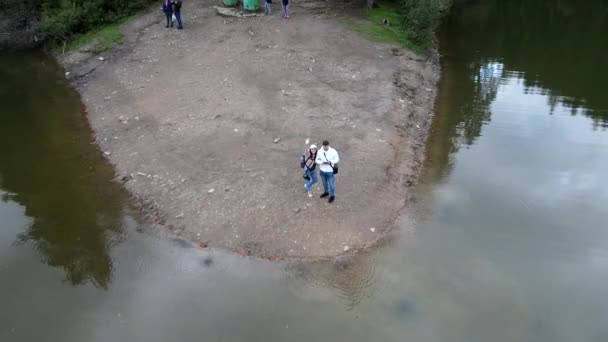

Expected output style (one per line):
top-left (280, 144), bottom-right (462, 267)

top-left (33, 0), bottom-right (154, 44)
top-left (38, 6), bottom-right (82, 41)
top-left (400, 0), bottom-right (441, 45)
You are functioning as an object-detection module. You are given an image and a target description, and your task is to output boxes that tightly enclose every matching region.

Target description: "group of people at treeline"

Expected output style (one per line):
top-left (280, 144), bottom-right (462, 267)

top-left (162, 0), bottom-right (184, 29)
top-left (264, 0), bottom-right (291, 18)
top-left (161, 0), bottom-right (292, 27)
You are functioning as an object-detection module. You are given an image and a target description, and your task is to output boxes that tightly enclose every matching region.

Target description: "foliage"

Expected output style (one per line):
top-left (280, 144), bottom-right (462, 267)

top-left (399, 0), bottom-right (442, 45)
top-left (347, 0), bottom-right (445, 49)
top-left (346, 0), bottom-right (418, 49)
top-left (66, 17), bottom-right (127, 53)
top-left (13, 0), bottom-right (155, 44)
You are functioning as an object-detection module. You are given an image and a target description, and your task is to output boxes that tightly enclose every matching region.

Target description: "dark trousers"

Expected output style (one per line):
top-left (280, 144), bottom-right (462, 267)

top-left (165, 12), bottom-right (173, 27)
top-left (174, 9), bottom-right (183, 29)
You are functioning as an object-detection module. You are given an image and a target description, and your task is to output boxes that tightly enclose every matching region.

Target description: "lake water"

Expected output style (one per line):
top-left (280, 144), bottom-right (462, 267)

top-left (1, 0), bottom-right (607, 341)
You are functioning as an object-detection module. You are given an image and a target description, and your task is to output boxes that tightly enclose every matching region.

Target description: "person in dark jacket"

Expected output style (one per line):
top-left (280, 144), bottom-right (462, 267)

top-left (162, 0), bottom-right (173, 28)
top-left (172, 0), bottom-right (183, 30)
top-left (281, 0), bottom-right (289, 19)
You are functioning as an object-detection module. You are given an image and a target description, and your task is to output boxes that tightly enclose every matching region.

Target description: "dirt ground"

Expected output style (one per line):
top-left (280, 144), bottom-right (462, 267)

top-left (60, 1), bottom-right (439, 259)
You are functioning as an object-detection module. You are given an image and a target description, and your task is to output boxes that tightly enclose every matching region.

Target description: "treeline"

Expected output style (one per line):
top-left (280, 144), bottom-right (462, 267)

top-left (2, 0), bottom-right (155, 46)
top-left (399, 0), bottom-right (451, 45)
top-left (1, 0), bottom-right (451, 48)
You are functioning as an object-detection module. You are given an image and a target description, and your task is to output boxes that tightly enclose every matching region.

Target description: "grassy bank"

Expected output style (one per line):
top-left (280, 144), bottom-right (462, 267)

top-left (346, 1), bottom-right (418, 49)
top-left (64, 16), bottom-right (131, 54)
top-left (6, 0), bottom-right (155, 50)
top-left (347, 0), bottom-right (450, 50)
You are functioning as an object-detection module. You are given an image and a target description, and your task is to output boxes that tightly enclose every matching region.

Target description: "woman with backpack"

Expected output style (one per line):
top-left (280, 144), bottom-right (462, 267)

top-left (303, 144), bottom-right (318, 198)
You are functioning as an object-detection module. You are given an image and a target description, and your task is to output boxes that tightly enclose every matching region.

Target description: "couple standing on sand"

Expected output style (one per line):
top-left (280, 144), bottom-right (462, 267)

top-left (162, 0), bottom-right (184, 30)
top-left (302, 140), bottom-right (340, 203)
top-left (264, 0), bottom-right (290, 19)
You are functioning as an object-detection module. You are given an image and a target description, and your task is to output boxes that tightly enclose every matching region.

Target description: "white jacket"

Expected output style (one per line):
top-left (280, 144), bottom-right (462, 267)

top-left (316, 147), bottom-right (339, 173)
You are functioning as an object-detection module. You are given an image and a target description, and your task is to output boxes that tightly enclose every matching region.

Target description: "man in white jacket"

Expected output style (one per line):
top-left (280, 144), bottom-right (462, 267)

top-left (315, 140), bottom-right (339, 203)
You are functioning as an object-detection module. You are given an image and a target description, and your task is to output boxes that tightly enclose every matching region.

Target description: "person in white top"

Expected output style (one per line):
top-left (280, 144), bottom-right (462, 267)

top-left (315, 140), bottom-right (339, 203)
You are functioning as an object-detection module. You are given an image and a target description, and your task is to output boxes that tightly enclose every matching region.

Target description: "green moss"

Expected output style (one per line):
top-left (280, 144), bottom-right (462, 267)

top-left (345, 0), bottom-right (421, 50)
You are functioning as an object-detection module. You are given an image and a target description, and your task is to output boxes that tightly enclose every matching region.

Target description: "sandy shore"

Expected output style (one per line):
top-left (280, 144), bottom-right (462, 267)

top-left (59, 1), bottom-right (439, 259)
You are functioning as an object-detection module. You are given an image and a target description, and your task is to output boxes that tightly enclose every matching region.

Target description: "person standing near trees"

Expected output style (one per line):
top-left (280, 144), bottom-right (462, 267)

top-left (162, 0), bottom-right (173, 28)
top-left (281, 0), bottom-right (290, 19)
top-left (172, 0), bottom-right (183, 30)
top-left (264, 0), bottom-right (272, 15)
top-left (316, 140), bottom-right (339, 203)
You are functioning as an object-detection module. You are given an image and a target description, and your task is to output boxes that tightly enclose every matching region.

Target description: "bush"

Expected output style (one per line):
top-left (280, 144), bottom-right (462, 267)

top-left (38, 6), bottom-right (82, 41)
top-left (33, 0), bottom-right (155, 44)
top-left (400, 0), bottom-right (441, 45)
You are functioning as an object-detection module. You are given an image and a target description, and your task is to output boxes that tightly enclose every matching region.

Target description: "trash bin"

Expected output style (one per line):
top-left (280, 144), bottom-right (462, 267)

top-left (223, 0), bottom-right (238, 7)
top-left (242, 0), bottom-right (259, 11)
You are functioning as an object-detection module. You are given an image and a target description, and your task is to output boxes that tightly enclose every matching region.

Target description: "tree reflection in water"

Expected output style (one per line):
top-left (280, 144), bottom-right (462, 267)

top-left (0, 51), bottom-right (131, 289)
top-left (424, 0), bottom-right (608, 185)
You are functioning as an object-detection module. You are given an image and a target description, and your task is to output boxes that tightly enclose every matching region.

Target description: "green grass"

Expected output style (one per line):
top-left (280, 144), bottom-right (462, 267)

top-left (66, 17), bottom-right (131, 53)
top-left (346, 0), bottom-right (421, 50)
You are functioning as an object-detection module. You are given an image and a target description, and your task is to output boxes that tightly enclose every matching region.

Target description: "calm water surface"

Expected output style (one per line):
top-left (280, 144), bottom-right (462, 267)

top-left (1, 0), bottom-right (608, 341)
